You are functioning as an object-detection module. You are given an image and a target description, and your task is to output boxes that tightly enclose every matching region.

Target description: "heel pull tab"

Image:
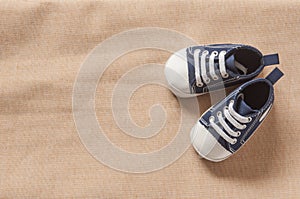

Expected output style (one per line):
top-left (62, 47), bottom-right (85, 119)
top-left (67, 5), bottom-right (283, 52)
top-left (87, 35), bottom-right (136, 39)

top-left (263, 54), bottom-right (279, 66)
top-left (266, 67), bottom-right (284, 85)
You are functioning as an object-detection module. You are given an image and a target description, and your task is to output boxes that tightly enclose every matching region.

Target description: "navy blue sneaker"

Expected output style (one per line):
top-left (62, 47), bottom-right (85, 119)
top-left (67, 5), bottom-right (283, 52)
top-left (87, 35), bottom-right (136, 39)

top-left (165, 44), bottom-right (279, 98)
top-left (190, 67), bottom-right (284, 162)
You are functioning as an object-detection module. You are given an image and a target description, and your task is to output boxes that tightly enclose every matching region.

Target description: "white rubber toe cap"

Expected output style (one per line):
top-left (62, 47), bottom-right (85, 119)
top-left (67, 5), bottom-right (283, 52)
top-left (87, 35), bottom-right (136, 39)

top-left (190, 122), bottom-right (232, 162)
top-left (164, 48), bottom-right (192, 98)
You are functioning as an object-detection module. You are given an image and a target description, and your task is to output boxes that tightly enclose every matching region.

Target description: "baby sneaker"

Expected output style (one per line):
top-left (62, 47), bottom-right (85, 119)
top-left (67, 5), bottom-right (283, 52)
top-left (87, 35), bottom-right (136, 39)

top-left (190, 67), bottom-right (284, 162)
top-left (164, 44), bottom-right (279, 98)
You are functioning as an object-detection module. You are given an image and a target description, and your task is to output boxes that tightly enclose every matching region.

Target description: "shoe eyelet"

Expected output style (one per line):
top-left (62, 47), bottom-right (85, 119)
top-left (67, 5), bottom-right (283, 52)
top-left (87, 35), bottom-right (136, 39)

top-left (222, 73), bottom-right (229, 78)
top-left (217, 111), bottom-right (222, 117)
top-left (212, 76), bottom-right (219, 80)
top-left (232, 139), bottom-right (237, 144)
top-left (237, 131), bottom-right (241, 137)
top-left (203, 50), bottom-right (209, 55)
top-left (197, 83), bottom-right (203, 87)
top-left (248, 117), bottom-right (252, 122)
top-left (209, 116), bottom-right (215, 122)
top-left (204, 78), bottom-right (210, 84)
top-left (213, 51), bottom-right (218, 56)
top-left (224, 106), bottom-right (229, 111)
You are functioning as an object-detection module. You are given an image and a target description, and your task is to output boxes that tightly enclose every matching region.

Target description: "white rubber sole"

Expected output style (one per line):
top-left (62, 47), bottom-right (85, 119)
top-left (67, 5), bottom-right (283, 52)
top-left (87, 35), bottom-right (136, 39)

top-left (165, 48), bottom-right (203, 98)
top-left (190, 122), bottom-right (232, 162)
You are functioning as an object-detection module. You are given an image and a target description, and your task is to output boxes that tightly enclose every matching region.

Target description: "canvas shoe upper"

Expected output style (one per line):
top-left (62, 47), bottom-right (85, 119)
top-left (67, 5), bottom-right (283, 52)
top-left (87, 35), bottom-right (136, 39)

top-left (165, 44), bottom-right (279, 98)
top-left (190, 67), bottom-right (284, 162)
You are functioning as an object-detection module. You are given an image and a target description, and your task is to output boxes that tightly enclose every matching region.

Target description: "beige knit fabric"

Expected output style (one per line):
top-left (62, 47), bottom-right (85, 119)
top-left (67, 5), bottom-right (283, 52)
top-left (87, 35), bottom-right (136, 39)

top-left (0, 0), bottom-right (299, 198)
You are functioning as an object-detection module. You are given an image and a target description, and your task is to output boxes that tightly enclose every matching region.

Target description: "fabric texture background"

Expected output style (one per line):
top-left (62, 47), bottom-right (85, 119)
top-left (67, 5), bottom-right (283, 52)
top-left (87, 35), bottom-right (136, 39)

top-left (0, 0), bottom-right (299, 198)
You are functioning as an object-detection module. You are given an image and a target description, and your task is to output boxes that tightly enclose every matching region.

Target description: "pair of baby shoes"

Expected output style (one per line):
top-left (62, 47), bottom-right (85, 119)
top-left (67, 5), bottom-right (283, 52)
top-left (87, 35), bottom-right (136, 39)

top-left (164, 44), bottom-right (283, 162)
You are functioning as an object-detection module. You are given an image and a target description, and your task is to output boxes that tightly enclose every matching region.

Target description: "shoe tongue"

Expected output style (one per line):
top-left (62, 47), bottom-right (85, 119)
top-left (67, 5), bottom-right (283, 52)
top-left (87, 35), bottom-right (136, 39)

top-left (234, 94), bottom-right (257, 116)
top-left (225, 54), bottom-right (247, 75)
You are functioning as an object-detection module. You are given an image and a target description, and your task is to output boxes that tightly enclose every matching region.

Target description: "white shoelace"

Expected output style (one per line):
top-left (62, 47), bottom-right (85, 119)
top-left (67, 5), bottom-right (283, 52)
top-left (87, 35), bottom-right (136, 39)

top-left (193, 49), bottom-right (229, 87)
top-left (209, 100), bottom-right (252, 144)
